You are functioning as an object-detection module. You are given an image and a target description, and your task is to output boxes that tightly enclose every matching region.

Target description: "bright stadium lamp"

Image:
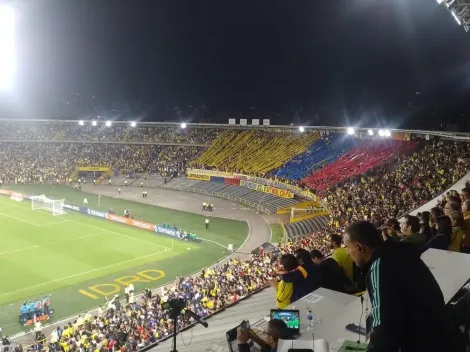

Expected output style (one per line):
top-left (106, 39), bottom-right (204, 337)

top-left (105, 120), bottom-right (112, 127)
top-left (180, 122), bottom-right (187, 129)
top-left (368, 129), bottom-right (374, 136)
top-left (91, 120), bottom-right (97, 127)
top-left (130, 121), bottom-right (136, 127)
top-left (378, 129), bottom-right (385, 137)
top-left (436, 0), bottom-right (443, 3)
top-left (0, 5), bottom-right (15, 91)
top-left (78, 120), bottom-right (84, 126)
top-left (347, 127), bottom-right (355, 135)
top-left (299, 126), bottom-right (305, 133)
top-left (384, 129), bottom-right (391, 137)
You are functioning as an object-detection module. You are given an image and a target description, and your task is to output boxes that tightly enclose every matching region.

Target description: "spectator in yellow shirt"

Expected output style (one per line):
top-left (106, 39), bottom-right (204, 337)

top-left (330, 234), bottom-right (354, 283)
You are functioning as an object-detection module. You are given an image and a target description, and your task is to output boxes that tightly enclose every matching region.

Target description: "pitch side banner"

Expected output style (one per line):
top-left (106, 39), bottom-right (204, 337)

top-left (188, 173), bottom-right (211, 181)
top-left (154, 225), bottom-right (185, 239)
top-left (187, 168), bottom-right (317, 200)
top-left (77, 166), bottom-right (110, 172)
top-left (239, 180), bottom-right (294, 199)
top-left (187, 169), bottom-right (233, 178)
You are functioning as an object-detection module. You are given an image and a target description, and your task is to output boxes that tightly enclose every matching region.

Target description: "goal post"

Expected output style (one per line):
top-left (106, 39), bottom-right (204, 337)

top-left (290, 206), bottom-right (327, 222)
top-left (31, 195), bottom-right (66, 216)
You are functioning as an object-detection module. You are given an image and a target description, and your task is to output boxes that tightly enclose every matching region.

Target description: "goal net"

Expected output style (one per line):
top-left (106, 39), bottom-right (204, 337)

top-left (31, 195), bottom-right (66, 216)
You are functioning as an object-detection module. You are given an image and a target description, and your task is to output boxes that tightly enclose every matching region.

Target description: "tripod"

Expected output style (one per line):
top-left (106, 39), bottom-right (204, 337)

top-left (169, 308), bottom-right (180, 352)
top-left (168, 308), bottom-right (208, 352)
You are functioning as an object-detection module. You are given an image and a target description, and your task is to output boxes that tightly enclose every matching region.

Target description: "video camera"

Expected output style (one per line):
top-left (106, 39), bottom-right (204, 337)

top-left (161, 298), bottom-right (186, 313)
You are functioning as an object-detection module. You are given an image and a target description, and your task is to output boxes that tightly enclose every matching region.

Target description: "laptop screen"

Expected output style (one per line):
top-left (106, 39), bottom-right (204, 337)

top-left (270, 309), bottom-right (300, 332)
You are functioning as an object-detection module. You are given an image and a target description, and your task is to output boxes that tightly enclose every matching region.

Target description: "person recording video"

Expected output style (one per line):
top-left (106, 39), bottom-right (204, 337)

top-left (237, 319), bottom-right (287, 352)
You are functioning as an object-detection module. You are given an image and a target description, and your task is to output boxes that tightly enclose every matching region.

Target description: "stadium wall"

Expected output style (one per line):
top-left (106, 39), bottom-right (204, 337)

top-left (0, 189), bottom-right (190, 241)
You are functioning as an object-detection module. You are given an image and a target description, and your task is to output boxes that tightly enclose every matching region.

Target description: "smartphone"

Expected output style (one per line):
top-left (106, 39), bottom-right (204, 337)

top-left (345, 323), bottom-right (367, 336)
top-left (241, 320), bottom-right (250, 333)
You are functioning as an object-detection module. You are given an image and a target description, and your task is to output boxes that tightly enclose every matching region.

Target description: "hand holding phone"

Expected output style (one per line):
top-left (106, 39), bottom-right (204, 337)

top-left (240, 320), bottom-right (250, 333)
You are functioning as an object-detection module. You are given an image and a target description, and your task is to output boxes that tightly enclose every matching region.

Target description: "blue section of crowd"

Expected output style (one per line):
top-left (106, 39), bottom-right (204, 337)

top-left (270, 135), bottom-right (357, 181)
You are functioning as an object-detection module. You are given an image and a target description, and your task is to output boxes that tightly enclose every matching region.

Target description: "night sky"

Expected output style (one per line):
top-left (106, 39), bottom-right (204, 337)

top-left (4, 0), bottom-right (470, 126)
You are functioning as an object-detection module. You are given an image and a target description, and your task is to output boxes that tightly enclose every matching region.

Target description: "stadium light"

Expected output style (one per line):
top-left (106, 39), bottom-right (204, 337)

top-left (436, 0), bottom-right (443, 3)
top-left (91, 120), bottom-right (97, 127)
top-left (130, 121), bottom-right (137, 127)
top-left (0, 5), bottom-right (15, 90)
top-left (384, 129), bottom-right (391, 137)
top-left (299, 126), bottom-right (305, 133)
top-left (347, 127), bottom-right (355, 135)
top-left (105, 120), bottom-right (112, 127)
top-left (180, 122), bottom-right (187, 129)
top-left (368, 129), bottom-right (374, 136)
top-left (78, 120), bottom-right (84, 126)
top-left (378, 129), bottom-right (385, 137)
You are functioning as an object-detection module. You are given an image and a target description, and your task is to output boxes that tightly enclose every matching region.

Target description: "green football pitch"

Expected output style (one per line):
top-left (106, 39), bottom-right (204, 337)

top-left (0, 184), bottom-right (248, 336)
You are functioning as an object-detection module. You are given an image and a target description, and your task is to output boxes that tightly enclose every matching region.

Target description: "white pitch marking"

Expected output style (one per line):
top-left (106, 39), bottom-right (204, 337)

top-left (0, 248), bottom-right (171, 298)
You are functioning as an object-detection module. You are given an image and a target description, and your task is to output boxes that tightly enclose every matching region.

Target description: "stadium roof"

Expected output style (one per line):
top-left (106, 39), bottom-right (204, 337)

top-left (152, 288), bottom-right (275, 352)
top-left (437, 0), bottom-right (470, 31)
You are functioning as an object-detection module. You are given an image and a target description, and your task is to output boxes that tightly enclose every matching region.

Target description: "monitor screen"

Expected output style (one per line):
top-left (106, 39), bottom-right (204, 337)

top-left (270, 309), bottom-right (300, 331)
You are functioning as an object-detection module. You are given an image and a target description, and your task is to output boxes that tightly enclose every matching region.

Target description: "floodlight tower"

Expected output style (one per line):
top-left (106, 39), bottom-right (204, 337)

top-left (436, 0), bottom-right (470, 32)
top-left (0, 4), bottom-right (15, 90)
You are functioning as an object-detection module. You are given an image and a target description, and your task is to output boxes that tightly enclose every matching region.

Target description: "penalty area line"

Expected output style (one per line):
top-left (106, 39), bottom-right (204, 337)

top-left (0, 248), bottom-right (172, 299)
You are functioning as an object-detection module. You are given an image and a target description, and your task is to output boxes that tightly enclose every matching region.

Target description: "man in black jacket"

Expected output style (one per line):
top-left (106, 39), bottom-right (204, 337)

top-left (344, 220), bottom-right (454, 352)
top-left (277, 249), bottom-right (322, 301)
top-left (310, 249), bottom-right (352, 293)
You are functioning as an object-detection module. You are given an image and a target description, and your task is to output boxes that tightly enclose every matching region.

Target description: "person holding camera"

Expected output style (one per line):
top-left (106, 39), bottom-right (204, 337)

top-left (237, 319), bottom-right (287, 352)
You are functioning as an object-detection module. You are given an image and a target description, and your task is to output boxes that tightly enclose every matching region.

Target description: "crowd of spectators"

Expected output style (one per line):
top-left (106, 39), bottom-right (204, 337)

top-left (6, 130), bottom-right (470, 352)
top-left (0, 122), bottom-right (219, 145)
top-left (324, 141), bottom-right (470, 232)
top-left (0, 143), bottom-right (204, 183)
top-left (34, 232), bottom-right (342, 352)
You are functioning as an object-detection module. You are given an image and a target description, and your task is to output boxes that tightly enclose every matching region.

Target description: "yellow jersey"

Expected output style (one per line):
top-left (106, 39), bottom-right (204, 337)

top-left (333, 247), bottom-right (354, 282)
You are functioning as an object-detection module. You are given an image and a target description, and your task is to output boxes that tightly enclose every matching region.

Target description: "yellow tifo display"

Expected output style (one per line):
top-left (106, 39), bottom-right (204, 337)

top-left (190, 130), bottom-right (319, 175)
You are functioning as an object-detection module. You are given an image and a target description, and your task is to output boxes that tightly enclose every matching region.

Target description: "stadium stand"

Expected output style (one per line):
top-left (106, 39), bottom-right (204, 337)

top-left (190, 129), bottom-right (319, 175)
top-left (0, 121), bottom-right (219, 144)
top-left (301, 139), bottom-right (417, 190)
top-left (284, 216), bottom-right (329, 240)
top-left (162, 180), bottom-right (300, 214)
top-left (3, 122), bottom-right (470, 352)
top-left (0, 143), bottom-right (203, 182)
top-left (271, 134), bottom-right (357, 181)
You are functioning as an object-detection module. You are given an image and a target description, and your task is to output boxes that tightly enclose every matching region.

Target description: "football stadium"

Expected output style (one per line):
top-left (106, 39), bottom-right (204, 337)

top-left (2, 1), bottom-right (470, 352)
top-left (0, 120), bottom-right (469, 352)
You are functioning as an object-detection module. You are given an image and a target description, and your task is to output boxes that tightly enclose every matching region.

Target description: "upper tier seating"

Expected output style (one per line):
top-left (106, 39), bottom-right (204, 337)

top-left (271, 134), bottom-right (357, 181)
top-left (301, 140), bottom-right (417, 190)
top-left (191, 130), bottom-right (319, 175)
top-left (0, 122), bottom-right (219, 144)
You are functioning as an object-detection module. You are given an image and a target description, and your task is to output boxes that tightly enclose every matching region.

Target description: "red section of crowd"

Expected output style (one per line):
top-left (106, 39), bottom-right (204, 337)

top-left (301, 140), bottom-right (417, 191)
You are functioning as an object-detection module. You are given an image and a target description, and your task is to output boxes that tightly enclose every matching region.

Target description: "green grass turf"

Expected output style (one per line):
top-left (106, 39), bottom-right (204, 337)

top-left (0, 184), bottom-right (248, 336)
top-left (270, 224), bottom-right (284, 244)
